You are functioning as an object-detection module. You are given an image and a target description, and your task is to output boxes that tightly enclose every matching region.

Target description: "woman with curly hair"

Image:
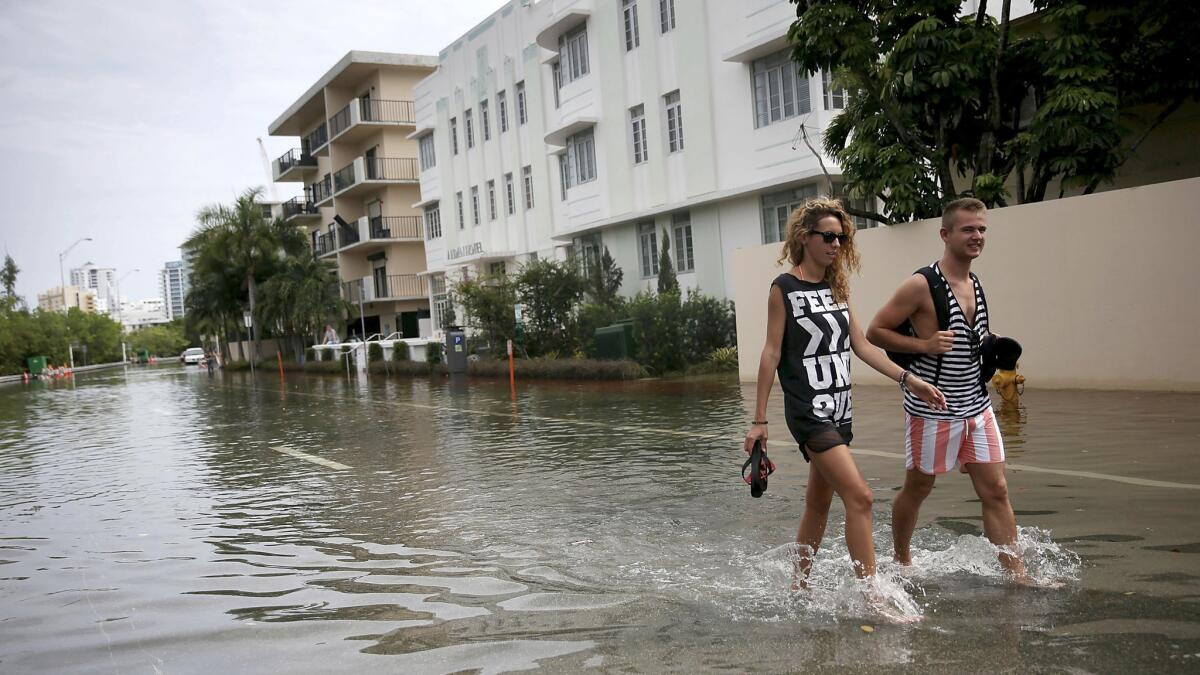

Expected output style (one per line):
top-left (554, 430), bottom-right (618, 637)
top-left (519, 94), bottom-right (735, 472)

top-left (744, 197), bottom-right (946, 588)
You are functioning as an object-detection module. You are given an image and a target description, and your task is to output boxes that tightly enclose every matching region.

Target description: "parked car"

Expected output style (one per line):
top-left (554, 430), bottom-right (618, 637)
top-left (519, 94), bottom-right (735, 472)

top-left (180, 347), bottom-right (205, 365)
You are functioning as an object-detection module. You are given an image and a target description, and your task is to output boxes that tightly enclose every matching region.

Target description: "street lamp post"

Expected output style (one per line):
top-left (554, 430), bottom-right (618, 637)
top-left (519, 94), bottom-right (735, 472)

top-left (58, 237), bottom-right (92, 312)
top-left (115, 269), bottom-right (139, 361)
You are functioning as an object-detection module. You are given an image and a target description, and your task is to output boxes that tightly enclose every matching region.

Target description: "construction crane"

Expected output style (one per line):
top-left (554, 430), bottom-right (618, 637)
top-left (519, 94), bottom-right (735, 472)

top-left (256, 138), bottom-right (279, 203)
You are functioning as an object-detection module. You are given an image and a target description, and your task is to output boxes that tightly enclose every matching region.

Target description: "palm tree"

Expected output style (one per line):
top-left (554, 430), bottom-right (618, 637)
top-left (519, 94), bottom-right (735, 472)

top-left (258, 254), bottom-right (346, 361)
top-left (186, 188), bottom-right (307, 362)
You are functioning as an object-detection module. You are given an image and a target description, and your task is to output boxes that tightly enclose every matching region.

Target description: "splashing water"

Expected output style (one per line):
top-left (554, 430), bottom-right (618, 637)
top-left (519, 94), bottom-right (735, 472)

top-left (907, 525), bottom-right (1082, 588)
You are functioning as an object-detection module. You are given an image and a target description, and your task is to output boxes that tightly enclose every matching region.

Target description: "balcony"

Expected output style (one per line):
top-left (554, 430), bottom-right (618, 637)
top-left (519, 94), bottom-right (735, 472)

top-left (272, 148), bottom-right (318, 182)
top-left (331, 156), bottom-right (419, 199)
top-left (314, 232), bottom-right (337, 258)
top-left (535, 0), bottom-right (592, 50)
top-left (328, 98), bottom-right (417, 145)
top-left (311, 173), bottom-right (333, 207)
top-left (282, 196), bottom-right (320, 222)
top-left (302, 122), bottom-right (330, 157)
top-left (343, 274), bottom-right (428, 304)
top-left (336, 215), bottom-right (423, 254)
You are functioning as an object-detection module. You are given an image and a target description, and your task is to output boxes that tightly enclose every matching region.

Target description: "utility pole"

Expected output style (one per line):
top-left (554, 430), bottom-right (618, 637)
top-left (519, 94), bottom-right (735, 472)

top-left (58, 237), bottom-right (91, 312)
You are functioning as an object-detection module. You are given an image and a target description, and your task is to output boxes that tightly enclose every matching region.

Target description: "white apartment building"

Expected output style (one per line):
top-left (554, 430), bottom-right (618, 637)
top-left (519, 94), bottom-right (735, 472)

top-left (70, 263), bottom-right (117, 315)
top-left (267, 52), bottom-right (438, 340)
top-left (160, 260), bottom-right (188, 320)
top-left (413, 0), bottom-right (869, 334)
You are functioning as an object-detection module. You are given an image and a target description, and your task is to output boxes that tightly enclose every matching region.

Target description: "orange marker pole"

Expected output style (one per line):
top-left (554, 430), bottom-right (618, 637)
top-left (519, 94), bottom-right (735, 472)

top-left (507, 339), bottom-right (515, 398)
top-left (277, 351), bottom-right (285, 380)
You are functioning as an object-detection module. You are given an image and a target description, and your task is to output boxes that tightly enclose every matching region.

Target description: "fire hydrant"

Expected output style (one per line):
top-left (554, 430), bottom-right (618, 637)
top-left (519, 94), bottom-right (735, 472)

top-left (991, 367), bottom-right (1025, 407)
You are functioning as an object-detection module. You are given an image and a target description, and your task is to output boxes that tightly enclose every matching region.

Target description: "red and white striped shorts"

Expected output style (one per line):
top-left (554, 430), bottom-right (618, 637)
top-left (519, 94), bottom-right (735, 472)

top-left (905, 407), bottom-right (1005, 475)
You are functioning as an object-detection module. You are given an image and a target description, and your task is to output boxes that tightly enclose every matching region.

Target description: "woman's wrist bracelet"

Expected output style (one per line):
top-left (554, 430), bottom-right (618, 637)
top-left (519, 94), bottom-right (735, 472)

top-left (898, 370), bottom-right (910, 393)
top-left (751, 420), bottom-right (768, 425)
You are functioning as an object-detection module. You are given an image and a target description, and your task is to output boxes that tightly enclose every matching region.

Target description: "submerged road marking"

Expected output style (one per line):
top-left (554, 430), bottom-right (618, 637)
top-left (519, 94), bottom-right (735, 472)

top-left (249, 386), bottom-right (1200, 491)
top-left (270, 445), bottom-right (351, 471)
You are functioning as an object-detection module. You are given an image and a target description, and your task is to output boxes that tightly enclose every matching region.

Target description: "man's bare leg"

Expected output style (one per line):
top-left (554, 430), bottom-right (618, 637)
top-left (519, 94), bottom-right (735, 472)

top-left (793, 458), bottom-right (834, 588)
top-left (891, 469), bottom-right (936, 565)
top-left (964, 462), bottom-right (1030, 580)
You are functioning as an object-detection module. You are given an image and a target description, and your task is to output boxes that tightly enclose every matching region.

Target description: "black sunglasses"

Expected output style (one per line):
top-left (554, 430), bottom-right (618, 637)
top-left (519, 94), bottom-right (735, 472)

top-left (808, 230), bottom-right (849, 245)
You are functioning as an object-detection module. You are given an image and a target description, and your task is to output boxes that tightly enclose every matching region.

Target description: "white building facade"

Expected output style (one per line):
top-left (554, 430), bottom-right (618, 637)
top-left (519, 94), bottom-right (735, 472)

top-left (412, 0), bottom-right (867, 335)
top-left (160, 260), bottom-right (188, 320)
top-left (70, 263), bottom-right (117, 315)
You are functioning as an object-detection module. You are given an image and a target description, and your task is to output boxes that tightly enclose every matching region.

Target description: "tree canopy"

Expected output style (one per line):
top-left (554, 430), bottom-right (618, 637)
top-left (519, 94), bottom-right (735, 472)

top-left (788, 0), bottom-right (1199, 223)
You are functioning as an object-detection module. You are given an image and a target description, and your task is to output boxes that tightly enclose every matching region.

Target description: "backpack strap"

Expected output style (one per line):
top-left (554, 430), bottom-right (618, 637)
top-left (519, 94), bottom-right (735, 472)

top-left (915, 266), bottom-right (951, 386)
top-left (970, 271), bottom-right (988, 334)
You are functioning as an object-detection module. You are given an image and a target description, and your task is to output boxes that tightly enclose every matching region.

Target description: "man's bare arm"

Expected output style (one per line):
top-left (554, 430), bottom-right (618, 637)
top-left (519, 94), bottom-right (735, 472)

top-left (866, 275), bottom-right (954, 355)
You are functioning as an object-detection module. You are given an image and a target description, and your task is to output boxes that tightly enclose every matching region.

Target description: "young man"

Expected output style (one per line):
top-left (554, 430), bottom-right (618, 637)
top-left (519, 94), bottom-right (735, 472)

top-left (867, 198), bottom-right (1032, 583)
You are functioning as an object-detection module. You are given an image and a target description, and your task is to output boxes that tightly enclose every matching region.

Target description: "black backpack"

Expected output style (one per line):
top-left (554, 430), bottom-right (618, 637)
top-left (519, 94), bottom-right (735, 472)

top-left (886, 266), bottom-right (990, 388)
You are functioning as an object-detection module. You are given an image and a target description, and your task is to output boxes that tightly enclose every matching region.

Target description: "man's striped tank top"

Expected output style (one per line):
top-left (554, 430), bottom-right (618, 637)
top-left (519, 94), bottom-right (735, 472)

top-left (903, 262), bottom-right (992, 420)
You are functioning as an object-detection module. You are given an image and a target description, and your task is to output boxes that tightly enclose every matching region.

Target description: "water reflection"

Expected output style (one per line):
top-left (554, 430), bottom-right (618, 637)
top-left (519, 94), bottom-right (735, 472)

top-left (1, 368), bottom-right (1199, 672)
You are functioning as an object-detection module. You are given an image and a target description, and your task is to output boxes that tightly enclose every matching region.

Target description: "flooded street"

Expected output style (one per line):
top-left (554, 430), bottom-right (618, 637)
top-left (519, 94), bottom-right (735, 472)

top-left (2, 365), bottom-right (1199, 673)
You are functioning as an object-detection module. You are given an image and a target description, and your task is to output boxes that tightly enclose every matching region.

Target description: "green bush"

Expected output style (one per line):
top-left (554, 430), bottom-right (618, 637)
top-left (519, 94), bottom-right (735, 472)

top-left (305, 347), bottom-right (315, 363)
top-left (368, 342), bottom-right (383, 362)
top-left (452, 273), bottom-right (515, 357)
top-left (576, 301), bottom-right (622, 358)
top-left (628, 290), bottom-right (686, 375)
top-left (392, 341), bottom-right (410, 362)
top-left (515, 259), bottom-right (587, 357)
top-left (707, 346), bottom-right (739, 370)
top-left (682, 294), bottom-right (736, 359)
top-left (426, 341), bottom-right (444, 364)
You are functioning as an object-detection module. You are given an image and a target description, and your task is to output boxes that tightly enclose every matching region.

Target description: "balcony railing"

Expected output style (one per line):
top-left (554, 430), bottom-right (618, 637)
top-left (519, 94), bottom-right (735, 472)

top-left (378, 274), bottom-right (427, 299)
top-left (364, 157), bottom-right (419, 181)
top-left (337, 220), bottom-right (360, 247)
top-left (282, 196), bottom-right (319, 220)
top-left (329, 103), bottom-right (353, 138)
top-left (368, 215), bottom-right (422, 240)
top-left (275, 148), bottom-right (317, 175)
top-left (333, 163), bottom-right (356, 193)
top-left (361, 99), bottom-right (416, 124)
top-left (302, 123), bottom-right (328, 155)
top-left (311, 174), bottom-right (332, 204)
top-left (314, 232), bottom-right (336, 256)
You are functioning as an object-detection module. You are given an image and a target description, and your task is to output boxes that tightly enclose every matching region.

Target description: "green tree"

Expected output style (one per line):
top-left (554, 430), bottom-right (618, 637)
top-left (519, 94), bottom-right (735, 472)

top-left (656, 229), bottom-right (678, 294)
top-left (128, 321), bottom-right (189, 359)
top-left (452, 272), bottom-right (517, 356)
top-left (185, 187), bottom-right (307, 362)
top-left (258, 254), bottom-right (345, 361)
top-left (587, 246), bottom-right (625, 308)
top-left (787, 0), bottom-right (1199, 221)
top-left (1, 254), bottom-right (18, 299)
top-left (515, 259), bottom-right (588, 356)
top-left (628, 290), bottom-right (686, 374)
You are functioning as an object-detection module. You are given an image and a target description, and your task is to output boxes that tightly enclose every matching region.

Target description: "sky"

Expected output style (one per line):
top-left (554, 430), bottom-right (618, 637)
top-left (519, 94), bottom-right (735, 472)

top-left (0, 0), bottom-right (503, 304)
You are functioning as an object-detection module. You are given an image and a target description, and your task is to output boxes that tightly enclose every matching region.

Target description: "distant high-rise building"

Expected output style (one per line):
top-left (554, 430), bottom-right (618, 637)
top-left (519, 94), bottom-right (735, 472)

top-left (37, 285), bottom-right (97, 313)
top-left (70, 262), bottom-right (116, 314)
top-left (160, 260), bottom-right (188, 320)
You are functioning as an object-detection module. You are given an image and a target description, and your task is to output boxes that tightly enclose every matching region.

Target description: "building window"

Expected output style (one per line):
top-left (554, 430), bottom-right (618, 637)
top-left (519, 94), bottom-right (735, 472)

top-left (823, 70), bottom-right (847, 110)
top-left (419, 133), bottom-right (436, 170)
top-left (464, 108), bottom-right (475, 148)
top-left (752, 49), bottom-right (811, 128)
top-left (664, 90), bottom-right (684, 153)
top-left (558, 25), bottom-right (589, 85)
top-left (497, 91), bottom-right (509, 133)
top-left (522, 165), bottom-right (534, 210)
top-left (623, 0), bottom-right (640, 51)
top-left (638, 222), bottom-right (658, 277)
top-left (577, 233), bottom-right (601, 278)
top-left (558, 154), bottom-right (570, 201)
top-left (505, 172), bottom-right (516, 215)
top-left (566, 128), bottom-right (596, 185)
top-left (487, 180), bottom-right (497, 220)
top-left (760, 184), bottom-right (817, 243)
top-left (672, 212), bottom-right (694, 273)
top-left (456, 191), bottom-right (465, 229)
top-left (630, 104), bottom-right (648, 164)
top-left (480, 100), bottom-right (491, 141)
top-left (450, 117), bottom-right (459, 154)
top-left (516, 81), bottom-right (527, 125)
top-left (551, 61), bottom-right (562, 109)
top-left (424, 204), bottom-right (442, 239)
top-left (489, 261), bottom-right (507, 277)
top-left (830, 182), bottom-right (877, 230)
top-left (470, 186), bottom-right (480, 226)
top-left (431, 274), bottom-right (451, 329)
top-left (659, 0), bottom-right (675, 33)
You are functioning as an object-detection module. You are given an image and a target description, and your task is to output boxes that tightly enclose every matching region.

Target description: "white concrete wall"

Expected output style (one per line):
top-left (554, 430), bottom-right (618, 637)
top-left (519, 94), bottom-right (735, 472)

top-left (733, 178), bottom-right (1200, 391)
